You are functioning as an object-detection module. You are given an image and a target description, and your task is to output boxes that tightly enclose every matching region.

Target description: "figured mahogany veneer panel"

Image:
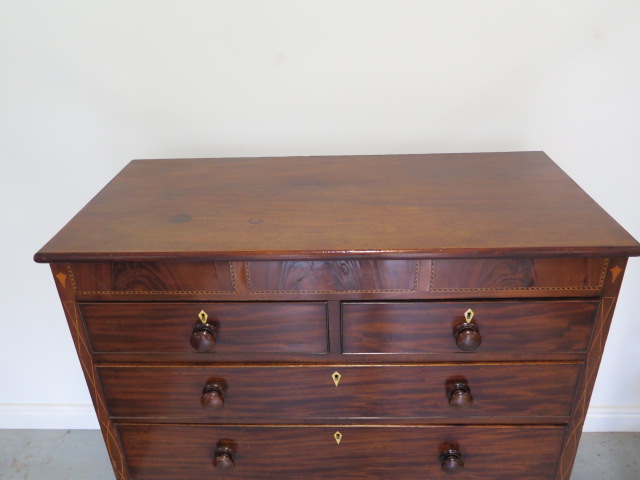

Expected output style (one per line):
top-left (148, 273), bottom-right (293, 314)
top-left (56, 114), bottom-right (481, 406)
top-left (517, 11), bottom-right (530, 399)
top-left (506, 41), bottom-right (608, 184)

top-left (68, 262), bottom-right (235, 294)
top-left (245, 260), bottom-right (418, 293)
top-left (118, 424), bottom-right (565, 480)
top-left (342, 301), bottom-right (598, 354)
top-left (80, 302), bottom-right (327, 354)
top-left (100, 363), bottom-right (581, 420)
top-left (431, 258), bottom-right (607, 293)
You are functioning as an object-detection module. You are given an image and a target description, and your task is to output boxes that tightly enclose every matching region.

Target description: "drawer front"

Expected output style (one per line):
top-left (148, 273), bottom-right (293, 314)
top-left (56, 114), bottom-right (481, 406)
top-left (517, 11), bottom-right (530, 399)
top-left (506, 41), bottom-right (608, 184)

top-left (64, 257), bottom-right (607, 296)
top-left (100, 363), bottom-right (581, 420)
top-left (243, 258), bottom-right (607, 296)
top-left (67, 261), bottom-right (236, 294)
top-left (245, 260), bottom-right (418, 293)
top-left (342, 300), bottom-right (598, 354)
top-left (80, 302), bottom-right (327, 354)
top-left (118, 424), bottom-right (565, 480)
top-left (430, 257), bottom-right (607, 293)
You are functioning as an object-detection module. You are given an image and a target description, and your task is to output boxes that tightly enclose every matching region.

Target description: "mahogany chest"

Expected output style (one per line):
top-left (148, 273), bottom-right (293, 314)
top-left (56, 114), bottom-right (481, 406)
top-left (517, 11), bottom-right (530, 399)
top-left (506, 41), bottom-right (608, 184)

top-left (35, 152), bottom-right (640, 479)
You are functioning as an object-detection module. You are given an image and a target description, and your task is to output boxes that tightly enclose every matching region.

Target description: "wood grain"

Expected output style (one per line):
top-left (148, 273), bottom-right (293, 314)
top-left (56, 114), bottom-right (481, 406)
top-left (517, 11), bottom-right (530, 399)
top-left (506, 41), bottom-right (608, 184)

top-left (246, 260), bottom-right (418, 293)
top-left (48, 265), bottom-right (130, 480)
top-left (342, 300), bottom-right (598, 354)
top-left (80, 302), bottom-right (328, 354)
top-left (555, 258), bottom-right (628, 479)
top-left (35, 153), bottom-right (640, 480)
top-left (431, 257), bottom-right (606, 292)
top-left (34, 152), bottom-right (640, 262)
top-left (117, 424), bottom-right (566, 480)
top-left (99, 363), bottom-right (582, 421)
top-left (68, 261), bottom-right (236, 294)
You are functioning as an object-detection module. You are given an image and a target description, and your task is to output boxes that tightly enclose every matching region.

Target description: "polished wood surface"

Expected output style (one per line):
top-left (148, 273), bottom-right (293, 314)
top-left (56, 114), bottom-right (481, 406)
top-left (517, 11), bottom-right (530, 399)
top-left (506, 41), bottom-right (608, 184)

top-left (65, 261), bottom-right (235, 294)
top-left (342, 300), bottom-right (598, 354)
top-left (46, 265), bottom-right (129, 480)
top-left (34, 152), bottom-right (640, 263)
top-left (117, 424), bottom-right (566, 480)
top-left (556, 257), bottom-right (629, 479)
top-left (431, 257), bottom-right (606, 291)
top-left (189, 322), bottom-right (218, 352)
top-left (213, 443), bottom-right (236, 470)
top-left (80, 302), bottom-right (328, 354)
top-left (60, 258), bottom-right (609, 301)
top-left (441, 447), bottom-right (465, 475)
top-left (201, 381), bottom-right (226, 409)
top-left (447, 382), bottom-right (474, 410)
top-left (35, 153), bottom-right (640, 480)
top-left (98, 363), bottom-right (581, 420)
top-left (454, 320), bottom-right (483, 351)
top-left (246, 260), bottom-right (417, 293)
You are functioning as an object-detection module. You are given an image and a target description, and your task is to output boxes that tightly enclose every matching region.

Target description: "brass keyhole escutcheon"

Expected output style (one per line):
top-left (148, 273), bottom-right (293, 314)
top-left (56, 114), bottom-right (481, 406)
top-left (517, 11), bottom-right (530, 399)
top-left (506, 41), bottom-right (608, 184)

top-left (334, 431), bottom-right (342, 445)
top-left (332, 371), bottom-right (341, 387)
top-left (464, 308), bottom-right (474, 322)
top-left (198, 310), bottom-right (209, 324)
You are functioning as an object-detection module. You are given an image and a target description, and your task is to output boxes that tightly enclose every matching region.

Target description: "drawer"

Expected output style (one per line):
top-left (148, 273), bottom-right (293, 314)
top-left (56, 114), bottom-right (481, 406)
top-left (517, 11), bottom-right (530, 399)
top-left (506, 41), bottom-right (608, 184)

top-left (117, 424), bottom-right (566, 480)
top-left (245, 260), bottom-right (418, 293)
top-left (342, 300), bottom-right (598, 354)
top-left (80, 302), bottom-right (327, 354)
top-left (65, 261), bottom-right (236, 294)
top-left (429, 257), bottom-right (607, 293)
top-left (100, 363), bottom-right (581, 420)
top-left (243, 257), bottom-right (607, 296)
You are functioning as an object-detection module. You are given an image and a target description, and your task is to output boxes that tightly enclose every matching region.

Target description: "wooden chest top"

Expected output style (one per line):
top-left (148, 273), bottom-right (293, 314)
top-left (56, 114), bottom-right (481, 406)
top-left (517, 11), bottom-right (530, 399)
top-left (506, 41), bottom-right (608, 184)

top-left (34, 151), bottom-right (640, 262)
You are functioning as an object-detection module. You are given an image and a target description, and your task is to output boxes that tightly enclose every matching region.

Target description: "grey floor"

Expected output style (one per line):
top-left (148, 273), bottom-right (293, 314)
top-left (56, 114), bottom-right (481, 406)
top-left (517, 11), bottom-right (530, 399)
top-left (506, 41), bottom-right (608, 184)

top-left (0, 430), bottom-right (638, 479)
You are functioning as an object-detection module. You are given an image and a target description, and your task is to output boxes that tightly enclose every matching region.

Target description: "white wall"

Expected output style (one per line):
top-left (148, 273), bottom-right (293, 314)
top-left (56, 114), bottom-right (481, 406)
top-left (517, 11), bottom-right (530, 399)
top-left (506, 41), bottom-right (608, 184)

top-left (1, 0), bottom-right (638, 431)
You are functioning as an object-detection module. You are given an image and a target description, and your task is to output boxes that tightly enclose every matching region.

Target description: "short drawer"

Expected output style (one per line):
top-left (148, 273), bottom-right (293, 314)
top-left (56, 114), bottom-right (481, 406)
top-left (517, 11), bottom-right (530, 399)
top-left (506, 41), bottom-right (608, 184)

top-left (245, 260), bottom-right (418, 293)
top-left (80, 302), bottom-right (327, 354)
top-left (66, 261), bottom-right (236, 294)
top-left (342, 300), bottom-right (598, 354)
top-left (429, 257), bottom-right (607, 293)
top-left (117, 424), bottom-right (565, 480)
top-left (99, 363), bottom-right (581, 420)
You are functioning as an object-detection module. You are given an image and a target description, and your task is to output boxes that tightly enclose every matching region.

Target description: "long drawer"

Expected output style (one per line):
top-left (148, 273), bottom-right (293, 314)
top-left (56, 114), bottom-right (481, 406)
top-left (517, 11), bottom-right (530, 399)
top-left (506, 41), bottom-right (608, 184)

top-left (342, 300), bottom-right (598, 354)
top-left (245, 257), bottom-right (607, 295)
top-left (79, 302), bottom-right (328, 354)
top-left (66, 257), bottom-right (608, 297)
top-left (99, 363), bottom-right (581, 420)
top-left (117, 424), bottom-right (566, 480)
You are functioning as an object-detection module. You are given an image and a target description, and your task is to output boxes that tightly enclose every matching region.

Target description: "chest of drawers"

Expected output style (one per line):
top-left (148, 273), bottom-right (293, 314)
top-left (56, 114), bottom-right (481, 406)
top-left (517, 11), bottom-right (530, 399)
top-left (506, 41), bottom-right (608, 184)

top-left (35, 152), bottom-right (640, 479)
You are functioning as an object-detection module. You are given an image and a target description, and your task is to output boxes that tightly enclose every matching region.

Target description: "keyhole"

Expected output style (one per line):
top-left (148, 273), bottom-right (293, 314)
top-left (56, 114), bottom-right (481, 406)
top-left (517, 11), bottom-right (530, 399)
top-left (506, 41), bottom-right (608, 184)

top-left (332, 371), bottom-right (341, 387)
top-left (464, 308), bottom-right (474, 322)
top-left (334, 431), bottom-right (342, 445)
top-left (198, 310), bottom-right (208, 323)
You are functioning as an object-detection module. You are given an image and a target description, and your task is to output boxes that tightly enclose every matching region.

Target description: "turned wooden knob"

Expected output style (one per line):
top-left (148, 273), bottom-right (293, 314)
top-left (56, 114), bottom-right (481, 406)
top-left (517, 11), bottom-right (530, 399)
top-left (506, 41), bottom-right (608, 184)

top-left (454, 322), bottom-right (482, 352)
top-left (190, 322), bottom-right (218, 352)
top-left (447, 383), bottom-right (473, 410)
top-left (201, 382), bottom-right (226, 409)
top-left (440, 448), bottom-right (464, 475)
top-left (213, 445), bottom-right (235, 470)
